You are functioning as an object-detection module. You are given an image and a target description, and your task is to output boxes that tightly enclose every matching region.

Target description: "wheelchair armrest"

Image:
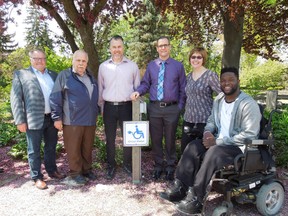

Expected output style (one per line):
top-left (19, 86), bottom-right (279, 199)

top-left (244, 139), bottom-right (274, 146)
top-left (234, 153), bottom-right (245, 172)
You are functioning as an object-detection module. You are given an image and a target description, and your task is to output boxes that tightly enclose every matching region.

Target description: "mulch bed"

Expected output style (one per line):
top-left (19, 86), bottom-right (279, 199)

top-left (0, 134), bottom-right (287, 216)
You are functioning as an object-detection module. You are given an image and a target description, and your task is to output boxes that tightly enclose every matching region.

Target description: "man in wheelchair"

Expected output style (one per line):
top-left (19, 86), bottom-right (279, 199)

top-left (160, 67), bottom-right (263, 214)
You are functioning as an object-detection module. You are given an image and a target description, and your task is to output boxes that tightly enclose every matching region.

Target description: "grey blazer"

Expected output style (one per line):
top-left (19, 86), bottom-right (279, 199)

top-left (10, 66), bottom-right (58, 130)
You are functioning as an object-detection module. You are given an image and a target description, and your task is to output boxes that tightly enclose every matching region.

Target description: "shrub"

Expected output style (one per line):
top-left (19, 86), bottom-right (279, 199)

top-left (8, 132), bottom-right (63, 160)
top-left (241, 60), bottom-right (287, 90)
top-left (0, 122), bottom-right (19, 147)
top-left (7, 133), bottom-right (28, 160)
top-left (93, 136), bottom-right (106, 162)
top-left (272, 105), bottom-right (288, 167)
top-left (93, 132), bottom-right (124, 167)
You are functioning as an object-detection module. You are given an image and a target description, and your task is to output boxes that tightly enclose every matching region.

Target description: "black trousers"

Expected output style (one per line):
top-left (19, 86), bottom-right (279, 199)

top-left (103, 102), bottom-right (132, 167)
top-left (148, 103), bottom-right (180, 171)
top-left (176, 139), bottom-right (242, 201)
top-left (180, 121), bottom-right (205, 153)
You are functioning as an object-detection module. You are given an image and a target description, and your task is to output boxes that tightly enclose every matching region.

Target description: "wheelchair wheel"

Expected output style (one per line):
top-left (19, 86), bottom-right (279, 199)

top-left (212, 206), bottom-right (229, 216)
top-left (256, 182), bottom-right (284, 216)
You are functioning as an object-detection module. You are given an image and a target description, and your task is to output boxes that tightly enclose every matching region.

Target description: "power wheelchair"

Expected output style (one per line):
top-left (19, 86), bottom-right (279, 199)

top-left (184, 106), bottom-right (285, 216)
top-left (211, 107), bottom-right (284, 216)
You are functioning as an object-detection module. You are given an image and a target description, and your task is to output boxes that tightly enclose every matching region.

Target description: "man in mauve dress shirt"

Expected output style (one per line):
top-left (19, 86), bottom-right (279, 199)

top-left (98, 35), bottom-right (140, 180)
top-left (131, 36), bottom-right (186, 181)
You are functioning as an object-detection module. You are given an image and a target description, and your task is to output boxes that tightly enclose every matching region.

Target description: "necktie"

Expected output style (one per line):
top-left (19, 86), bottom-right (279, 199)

top-left (157, 62), bottom-right (165, 101)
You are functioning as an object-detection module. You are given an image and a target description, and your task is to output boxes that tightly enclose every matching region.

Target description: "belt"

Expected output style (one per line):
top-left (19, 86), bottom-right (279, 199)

top-left (150, 101), bottom-right (178, 107)
top-left (105, 101), bottom-right (132, 106)
top-left (44, 113), bottom-right (51, 117)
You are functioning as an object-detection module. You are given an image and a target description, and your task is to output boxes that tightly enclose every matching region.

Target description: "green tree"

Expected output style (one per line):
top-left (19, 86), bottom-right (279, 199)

top-left (24, 6), bottom-right (54, 49)
top-left (153, 0), bottom-right (288, 69)
top-left (105, 7), bottom-right (222, 76)
top-left (29, 0), bottom-right (144, 77)
top-left (0, 3), bottom-right (18, 62)
top-left (0, 31), bottom-right (18, 56)
top-left (44, 47), bottom-right (71, 72)
top-left (0, 47), bottom-right (71, 82)
top-left (0, 48), bottom-right (29, 81)
top-left (240, 51), bottom-right (259, 72)
top-left (127, 0), bottom-right (170, 70)
top-left (94, 17), bottom-right (133, 65)
top-left (95, 0), bottom-right (170, 72)
top-left (1, 0), bottom-right (145, 77)
top-left (241, 59), bottom-right (288, 90)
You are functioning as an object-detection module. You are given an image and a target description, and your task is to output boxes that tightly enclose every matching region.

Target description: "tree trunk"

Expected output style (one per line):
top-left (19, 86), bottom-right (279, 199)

top-left (78, 25), bottom-right (100, 78)
top-left (36, 0), bottom-right (79, 52)
top-left (222, 8), bottom-right (244, 69)
top-left (37, 0), bottom-right (101, 78)
top-left (84, 41), bottom-right (100, 78)
top-left (50, 18), bottom-right (99, 77)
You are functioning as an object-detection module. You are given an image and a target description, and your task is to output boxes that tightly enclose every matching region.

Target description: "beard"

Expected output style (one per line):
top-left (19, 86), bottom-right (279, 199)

top-left (221, 86), bottom-right (239, 96)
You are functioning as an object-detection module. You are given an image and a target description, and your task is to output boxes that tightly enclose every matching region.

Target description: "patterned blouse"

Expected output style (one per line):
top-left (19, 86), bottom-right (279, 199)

top-left (183, 70), bottom-right (221, 123)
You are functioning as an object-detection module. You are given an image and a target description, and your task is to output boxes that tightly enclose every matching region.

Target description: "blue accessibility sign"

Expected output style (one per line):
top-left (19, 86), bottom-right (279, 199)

top-left (123, 121), bottom-right (149, 146)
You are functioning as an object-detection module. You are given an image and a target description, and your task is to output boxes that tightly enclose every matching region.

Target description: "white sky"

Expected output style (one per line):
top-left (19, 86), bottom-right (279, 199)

top-left (7, 5), bottom-right (26, 47)
top-left (8, 2), bottom-right (61, 48)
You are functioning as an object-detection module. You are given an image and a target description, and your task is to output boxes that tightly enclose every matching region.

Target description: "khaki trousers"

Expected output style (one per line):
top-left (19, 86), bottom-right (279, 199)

top-left (63, 125), bottom-right (96, 177)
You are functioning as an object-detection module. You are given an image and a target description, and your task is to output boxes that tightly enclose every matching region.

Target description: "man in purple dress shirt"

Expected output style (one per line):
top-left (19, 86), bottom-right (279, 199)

top-left (131, 36), bottom-right (186, 181)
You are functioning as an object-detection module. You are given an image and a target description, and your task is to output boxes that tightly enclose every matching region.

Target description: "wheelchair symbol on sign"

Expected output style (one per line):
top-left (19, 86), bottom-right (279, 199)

top-left (128, 125), bottom-right (144, 139)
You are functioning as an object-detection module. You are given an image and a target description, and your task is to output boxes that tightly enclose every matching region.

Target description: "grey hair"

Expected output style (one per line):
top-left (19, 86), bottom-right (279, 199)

top-left (28, 49), bottom-right (46, 58)
top-left (73, 50), bottom-right (89, 62)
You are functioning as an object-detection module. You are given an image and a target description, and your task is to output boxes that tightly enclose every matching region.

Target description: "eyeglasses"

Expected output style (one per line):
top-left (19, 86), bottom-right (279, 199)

top-left (157, 44), bottom-right (170, 49)
top-left (31, 57), bottom-right (46, 61)
top-left (191, 56), bottom-right (203, 60)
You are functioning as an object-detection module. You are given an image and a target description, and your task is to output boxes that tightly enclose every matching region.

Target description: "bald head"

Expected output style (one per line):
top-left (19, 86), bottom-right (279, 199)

top-left (72, 50), bottom-right (88, 75)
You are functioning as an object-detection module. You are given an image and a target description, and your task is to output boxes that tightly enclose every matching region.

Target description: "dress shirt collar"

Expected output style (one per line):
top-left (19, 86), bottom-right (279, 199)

top-left (31, 66), bottom-right (48, 74)
top-left (156, 57), bottom-right (171, 65)
top-left (108, 56), bottom-right (129, 64)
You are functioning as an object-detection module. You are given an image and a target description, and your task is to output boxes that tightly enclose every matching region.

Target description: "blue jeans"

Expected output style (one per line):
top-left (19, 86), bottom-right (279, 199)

top-left (26, 115), bottom-right (58, 180)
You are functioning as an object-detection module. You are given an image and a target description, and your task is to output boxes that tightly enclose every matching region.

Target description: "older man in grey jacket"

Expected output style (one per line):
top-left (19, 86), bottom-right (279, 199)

top-left (160, 67), bottom-right (262, 215)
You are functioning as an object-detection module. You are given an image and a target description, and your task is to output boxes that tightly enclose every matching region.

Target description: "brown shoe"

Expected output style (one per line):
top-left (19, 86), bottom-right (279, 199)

top-left (35, 179), bottom-right (47, 190)
top-left (48, 171), bottom-right (66, 179)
